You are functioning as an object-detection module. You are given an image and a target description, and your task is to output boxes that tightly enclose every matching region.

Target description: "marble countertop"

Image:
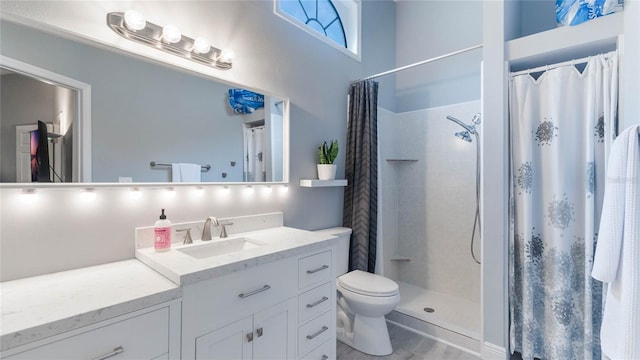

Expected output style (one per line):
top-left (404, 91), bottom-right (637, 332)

top-left (136, 226), bottom-right (338, 285)
top-left (0, 259), bottom-right (181, 351)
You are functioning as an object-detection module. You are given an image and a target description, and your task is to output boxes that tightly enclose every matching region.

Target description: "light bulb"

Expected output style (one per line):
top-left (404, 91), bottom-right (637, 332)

top-left (165, 187), bottom-right (176, 198)
top-left (279, 185), bottom-right (289, 194)
top-left (162, 25), bottom-right (182, 44)
top-left (130, 187), bottom-right (142, 200)
top-left (81, 188), bottom-right (96, 202)
top-left (262, 185), bottom-right (273, 194)
top-left (218, 186), bottom-right (230, 196)
top-left (193, 186), bottom-right (205, 196)
top-left (124, 10), bottom-right (146, 31)
top-left (21, 189), bottom-right (39, 203)
top-left (219, 49), bottom-right (235, 63)
top-left (244, 185), bottom-right (254, 194)
top-left (192, 37), bottom-right (211, 54)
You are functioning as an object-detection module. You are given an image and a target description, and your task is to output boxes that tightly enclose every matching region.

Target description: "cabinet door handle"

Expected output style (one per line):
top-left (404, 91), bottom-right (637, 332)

top-left (92, 346), bottom-right (124, 360)
top-left (321, 355), bottom-right (329, 360)
top-left (247, 333), bottom-right (254, 342)
top-left (306, 265), bottom-right (329, 274)
top-left (238, 285), bottom-right (271, 298)
top-left (306, 325), bottom-right (329, 340)
top-left (306, 296), bottom-right (329, 308)
top-left (256, 327), bottom-right (263, 337)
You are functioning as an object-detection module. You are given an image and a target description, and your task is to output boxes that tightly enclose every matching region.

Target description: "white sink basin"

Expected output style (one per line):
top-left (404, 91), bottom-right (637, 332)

top-left (177, 237), bottom-right (264, 259)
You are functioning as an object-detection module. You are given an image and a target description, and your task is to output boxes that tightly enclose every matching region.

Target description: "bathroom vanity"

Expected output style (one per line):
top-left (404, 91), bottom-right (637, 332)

top-left (0, 214), bottom-right (338, 360)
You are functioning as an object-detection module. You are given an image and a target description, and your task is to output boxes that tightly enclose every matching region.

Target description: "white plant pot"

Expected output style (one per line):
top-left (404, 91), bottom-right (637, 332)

top-left (317, 164), bottom-right (337, 180)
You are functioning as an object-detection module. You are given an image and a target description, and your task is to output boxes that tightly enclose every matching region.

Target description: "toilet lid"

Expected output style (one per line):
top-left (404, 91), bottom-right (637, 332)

top-left (338, 270), bottom-right (399, 297)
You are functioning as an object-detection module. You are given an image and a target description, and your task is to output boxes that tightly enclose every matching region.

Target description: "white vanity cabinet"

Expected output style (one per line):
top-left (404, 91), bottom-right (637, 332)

top-left (2, 301), bottom-right (181, 360)
top-left (182, 246), bottom-right (337, 360)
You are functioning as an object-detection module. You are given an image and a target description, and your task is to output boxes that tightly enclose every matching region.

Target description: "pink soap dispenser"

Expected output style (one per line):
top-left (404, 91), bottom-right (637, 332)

top-left (154, 209), bottom-right (172, 252)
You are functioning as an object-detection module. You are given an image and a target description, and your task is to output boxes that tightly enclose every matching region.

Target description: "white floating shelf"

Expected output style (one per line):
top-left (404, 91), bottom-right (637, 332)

top-left (506, 12), bottom-right (622, 70)
top-left (299, 179), bottom-right (348, 187)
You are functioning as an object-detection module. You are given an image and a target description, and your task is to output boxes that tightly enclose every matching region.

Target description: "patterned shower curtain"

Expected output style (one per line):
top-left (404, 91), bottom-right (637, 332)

top-left (344, 80), bottom-right (378, 273)
top-left (509, 52), bottom-right (618, 359)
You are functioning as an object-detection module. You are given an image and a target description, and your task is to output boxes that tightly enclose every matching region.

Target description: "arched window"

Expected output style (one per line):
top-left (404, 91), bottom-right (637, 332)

top-left (275, 0), bottom-right (360, 60)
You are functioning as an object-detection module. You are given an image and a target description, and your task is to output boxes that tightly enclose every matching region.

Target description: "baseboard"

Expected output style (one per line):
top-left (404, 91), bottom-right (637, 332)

top-left (482, 341), bottom-right (507, 360)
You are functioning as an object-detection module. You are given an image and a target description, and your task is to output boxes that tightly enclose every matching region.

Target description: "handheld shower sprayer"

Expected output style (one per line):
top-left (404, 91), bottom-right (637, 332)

top-left (443, 112), bottom-right (482, 264)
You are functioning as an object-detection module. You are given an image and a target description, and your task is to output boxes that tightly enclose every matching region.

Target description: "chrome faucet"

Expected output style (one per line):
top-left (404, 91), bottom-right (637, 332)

top-left (201, 216), bottom-right (220, 241)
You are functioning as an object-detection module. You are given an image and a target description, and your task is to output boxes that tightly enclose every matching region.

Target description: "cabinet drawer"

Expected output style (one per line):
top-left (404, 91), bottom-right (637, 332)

top-left (184, 256), bottom-right (297, 332)
top-left (298, 251), bottom-right (332, 289)
top-left (300, 339), bottom-right (334, 360)
top-left (298, 282), bottom-right (332, 323)
top-left (6, 307), bottom-right (169, 360)
top-left (298, 311), bottom-right (333, 356)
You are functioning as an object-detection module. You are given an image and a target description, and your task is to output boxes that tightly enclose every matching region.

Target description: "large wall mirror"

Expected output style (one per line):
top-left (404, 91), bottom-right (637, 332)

top-left (0, 20), bottom-right (289, 184)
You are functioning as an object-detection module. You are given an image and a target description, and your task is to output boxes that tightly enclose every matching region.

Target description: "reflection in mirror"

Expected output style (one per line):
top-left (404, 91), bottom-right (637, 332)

top-left (0, 68), bottom-right (77, 183)
top-left (0, 20), bottom-right (288, 184)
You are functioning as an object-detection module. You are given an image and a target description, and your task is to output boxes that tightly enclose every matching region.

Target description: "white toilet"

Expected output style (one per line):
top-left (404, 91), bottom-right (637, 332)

top-left (314, 227), bottom-right (400, 356)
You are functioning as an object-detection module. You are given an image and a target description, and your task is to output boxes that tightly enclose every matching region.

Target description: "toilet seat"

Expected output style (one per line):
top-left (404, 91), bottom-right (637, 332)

top-left (338, 270), bottom-right (399, 297)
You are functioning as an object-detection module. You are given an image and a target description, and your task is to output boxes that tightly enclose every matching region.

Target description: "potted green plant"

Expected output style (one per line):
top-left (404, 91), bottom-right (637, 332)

top-left (317, 140), bottom-right (339, 180)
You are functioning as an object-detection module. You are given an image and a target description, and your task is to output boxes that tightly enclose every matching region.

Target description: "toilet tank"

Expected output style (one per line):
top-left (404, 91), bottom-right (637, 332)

top-left (313, 227), bottom-right (352, 276)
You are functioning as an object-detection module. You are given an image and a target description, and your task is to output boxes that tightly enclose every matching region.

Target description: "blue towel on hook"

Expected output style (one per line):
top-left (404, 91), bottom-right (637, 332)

top-left (228, 89), bottom-right (264, 114)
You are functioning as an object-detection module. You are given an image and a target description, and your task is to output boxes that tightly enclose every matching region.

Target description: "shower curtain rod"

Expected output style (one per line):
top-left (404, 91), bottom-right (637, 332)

top-left (351, 44), bottom-right (483, 83)
top-left (509, 50), bottom-right (616, 77)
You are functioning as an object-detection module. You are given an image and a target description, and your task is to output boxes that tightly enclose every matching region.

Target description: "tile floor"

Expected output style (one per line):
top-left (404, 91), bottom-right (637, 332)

top-left (336, 322), bottom-right (480, 360)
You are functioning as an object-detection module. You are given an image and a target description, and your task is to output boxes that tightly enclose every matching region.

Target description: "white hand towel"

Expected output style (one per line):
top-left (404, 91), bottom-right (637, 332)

top-left (592, 124), bottom-right (640, 360)
top-left (171, 163), bottom-right (201, 182)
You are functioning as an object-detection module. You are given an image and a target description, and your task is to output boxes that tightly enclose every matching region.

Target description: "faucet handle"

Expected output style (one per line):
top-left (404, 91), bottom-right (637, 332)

top-left (177, 228), bottom-right (193, 244)
top-left (219, 222), bottom-right (234, 238)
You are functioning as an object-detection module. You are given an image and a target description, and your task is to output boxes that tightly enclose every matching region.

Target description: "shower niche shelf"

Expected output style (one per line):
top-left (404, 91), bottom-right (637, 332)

top-left (390, 255), bottom-right (411, 261)
top-left (299, 179), bottom-right (348, 187)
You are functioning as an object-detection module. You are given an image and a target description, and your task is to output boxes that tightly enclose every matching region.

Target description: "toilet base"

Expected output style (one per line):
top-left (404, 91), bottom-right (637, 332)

top-left (338, 315), bottom-right (392, 356)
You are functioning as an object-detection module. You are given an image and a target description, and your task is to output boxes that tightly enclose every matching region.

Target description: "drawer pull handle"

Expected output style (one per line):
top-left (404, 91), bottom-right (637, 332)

top-left (306, 265), bottom-right (329, 274)
top-left (306, 296), bottom-right (329, 308)
top-left (256, 327), bottom-right (264, 337)
top-left (238, 285), bottom-right (271, 298)
top-left (92, 346), bottom-right (124, 360)
top-left (247, 332), bottom-right (254, 342)
top-left (306, 325), bottom-right (329, 340)
top-left (321, 355), bottom-right (329, 360)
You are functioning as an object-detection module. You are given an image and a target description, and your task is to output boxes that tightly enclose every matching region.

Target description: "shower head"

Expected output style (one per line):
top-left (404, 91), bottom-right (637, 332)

top-left (446, 113), bottom-right (481, 142)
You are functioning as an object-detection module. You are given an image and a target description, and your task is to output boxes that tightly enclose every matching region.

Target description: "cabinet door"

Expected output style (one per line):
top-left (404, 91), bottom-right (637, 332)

top-left (195, 316), bottom-right (253, 360)
top-left (253, 297), bottom-right (297, 360)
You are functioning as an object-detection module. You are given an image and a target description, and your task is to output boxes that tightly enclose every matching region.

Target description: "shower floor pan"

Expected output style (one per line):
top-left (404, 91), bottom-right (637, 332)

top-left (387, 281), bottom-right (481, 354)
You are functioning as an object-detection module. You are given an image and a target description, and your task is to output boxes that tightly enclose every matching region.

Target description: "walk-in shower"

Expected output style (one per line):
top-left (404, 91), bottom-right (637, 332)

top-left (446, 113), bottom-right (481, 264)
top-left (355, 41), bottom-right (483, 355)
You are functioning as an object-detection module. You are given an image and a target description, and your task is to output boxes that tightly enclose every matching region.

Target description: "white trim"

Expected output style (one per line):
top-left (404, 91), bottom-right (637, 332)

top-left (482, 341), bottom-right (507, 360)
top-left (1, 55), bottom-right (92, 182)
top-left (274, 0), bottom-right (361, 61)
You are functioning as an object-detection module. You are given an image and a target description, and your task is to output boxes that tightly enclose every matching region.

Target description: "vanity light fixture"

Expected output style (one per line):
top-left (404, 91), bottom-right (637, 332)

top-left (21, 189), bottom-right (39, 203)
top-left (107, 11), bottom-right (234, 70)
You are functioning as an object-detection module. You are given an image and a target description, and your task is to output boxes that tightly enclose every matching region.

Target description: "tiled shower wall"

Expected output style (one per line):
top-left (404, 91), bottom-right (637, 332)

top-left (379, 100), bottom-right (481, 304)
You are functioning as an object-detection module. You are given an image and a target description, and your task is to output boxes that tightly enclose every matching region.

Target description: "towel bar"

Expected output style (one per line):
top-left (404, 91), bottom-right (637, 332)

top-left (149, 161), bottom-right (211, 171)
